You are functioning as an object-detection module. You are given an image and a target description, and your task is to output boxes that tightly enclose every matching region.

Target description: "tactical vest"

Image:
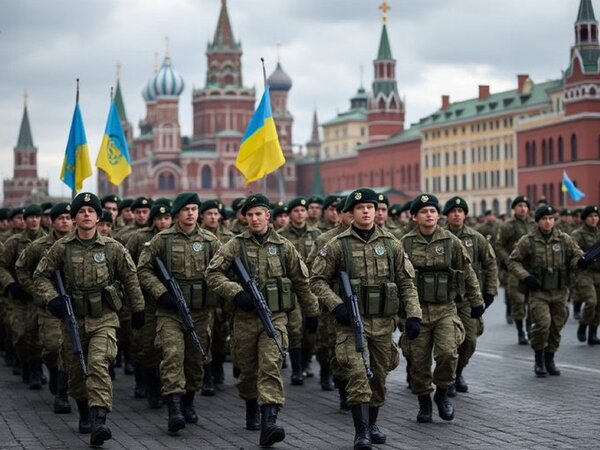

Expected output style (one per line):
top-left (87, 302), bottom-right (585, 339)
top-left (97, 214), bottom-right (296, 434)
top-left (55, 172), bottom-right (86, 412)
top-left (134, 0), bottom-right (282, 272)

top-left (526, 234), bottom-right (569, 291)
top-left (459, 232), bottom-right (483, 291)
top-left (340, 236), bottom-right (399, 318)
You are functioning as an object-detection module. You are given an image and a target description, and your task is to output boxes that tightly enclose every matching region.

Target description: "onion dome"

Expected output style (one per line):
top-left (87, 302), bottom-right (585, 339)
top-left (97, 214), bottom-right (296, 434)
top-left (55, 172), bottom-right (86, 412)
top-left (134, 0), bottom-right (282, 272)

top-left (152, 56), bottom-right (184, 97)
top-left (141, 76), bottom-right (157, 103)
top-left (267, 62), bottom-right (292, 92)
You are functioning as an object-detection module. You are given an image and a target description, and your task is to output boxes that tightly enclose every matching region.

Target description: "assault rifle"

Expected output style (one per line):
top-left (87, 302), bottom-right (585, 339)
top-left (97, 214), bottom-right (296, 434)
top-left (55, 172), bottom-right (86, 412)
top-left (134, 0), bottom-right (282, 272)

top-left (231, 257), bottom-right (286, 358)
top-left (338, 271), bottom-right (373, 379)
top-left (53, 271), bottom-right (88, 378)
top-left (582, 239), bottom-right (600, 264)
top-left (154, 257), bottom-right (207, 361)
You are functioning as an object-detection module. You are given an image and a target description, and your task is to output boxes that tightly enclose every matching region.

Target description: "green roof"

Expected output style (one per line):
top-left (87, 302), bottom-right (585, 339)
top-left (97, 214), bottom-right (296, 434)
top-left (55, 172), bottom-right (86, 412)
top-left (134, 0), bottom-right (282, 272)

top-left (182, 149), bottom-right (218, 158)
top-left (568, 48), bottom-right (600, 75)
top-left (417, 79), bottom-right (563, 129)
top-left (16, 105), bottom-right (34, 149)
top-left (321, 108), bottom-right (367, 127)
top-left (377, 24), bottom-right (393, 60)
top-left (215, 130), bottom-right (242, 138)
top-left (577, 0), bottom-right (596, 21)
top-left (114, 80), bottom-right (127, 121)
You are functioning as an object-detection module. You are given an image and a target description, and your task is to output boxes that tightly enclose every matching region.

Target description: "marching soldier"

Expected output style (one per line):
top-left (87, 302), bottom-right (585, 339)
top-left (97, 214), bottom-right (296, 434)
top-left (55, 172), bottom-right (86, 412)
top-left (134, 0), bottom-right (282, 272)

top-left (206, 194), bottom-right (319, 447)
top-left (271, 202), bottom-right (289, 231)
top-left (33, 192), bottom-right (145, 447)
top-left (318, 195), bottom-right (342, 232)
top-left (97, 210), bottom-right (114, 237)
top-left (375, 193), bottom-right (405, 240)
top-left (229, 197), bottom-right (248, 235)
top-left (307, 195), bottom-right (324, 227)
top-left (508, 205), bottom-right (585, 376)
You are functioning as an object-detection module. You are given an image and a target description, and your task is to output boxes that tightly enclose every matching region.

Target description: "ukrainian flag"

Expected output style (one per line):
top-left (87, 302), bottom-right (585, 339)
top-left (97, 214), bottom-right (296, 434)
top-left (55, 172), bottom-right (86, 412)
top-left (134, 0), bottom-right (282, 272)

top-left (96, 100), bottom-right (131, 186)
top-left (562, 170), bottom-right (585, 202)
top-left (60, 103), bottom-right (92, 193)
top-left (235, 87), bottom-right (285, 185)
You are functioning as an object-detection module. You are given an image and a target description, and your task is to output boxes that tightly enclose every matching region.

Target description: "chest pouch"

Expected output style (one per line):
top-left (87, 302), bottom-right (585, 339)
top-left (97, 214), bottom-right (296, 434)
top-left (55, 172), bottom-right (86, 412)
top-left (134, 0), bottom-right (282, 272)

top-left (103, 283), bottom-right (123, 312)
top-left (417, 271), bottom-right (450, 304)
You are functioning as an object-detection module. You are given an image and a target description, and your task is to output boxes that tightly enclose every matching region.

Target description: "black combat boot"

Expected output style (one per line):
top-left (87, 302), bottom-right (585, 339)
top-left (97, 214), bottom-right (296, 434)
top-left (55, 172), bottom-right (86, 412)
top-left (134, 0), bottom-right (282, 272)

top-left (76, 399), bottom-right (91, 434)
top-left (544, 352), bottom-right (561, 376)
top-left (577, 322), bottom-right (588, 343)
top-left (447, 384), bottom-right (457, 398)
top-left (124, 357), bottom-right (134, 376)
top-left (433, 388), bottom-right (454, 421)
top-left (515, 320), bottom-right (528, 345)
top-left (573, 302), bottom-right (582, 321)
top-left (233, 364), bottom-right (241, 379)
top-left (319, 363), bottom-right (335, 391)
top-left (368, 406), bottom-right (386, 445)
top-left (534, 350), bottom-right (547, 377)
top-left (406, 359), bottom-right (412, 389)
top-left (133, 364), bottom-right (146, 399)
top-left (245, 398), bottom-right (260, 431)
top-left (212, 352), bottom-right (226, 385)
top-left (89, 406), bottom-right (112, 446)
top-left (505, 302), bottom-right (513, 324)
top-left (53, 371), bottom-right (72, 414)
top-left (455, 367), bottom-right (468, 393)
top-left (338, 383), bottom-right (351, 411)
top-left (166, 393), bottom-right (186, 433)
top-left (588, 326), bottom-right (600, 345)
top-left (259, 404), bottom-right (285, 447)
top-left (301, 349), bottom-right (314, 378)
top-left (12, 356), bottom-right (21, 376)
top-left (145, 368), bottom-right (163, 409)
top-left (201, 363), bottom-right (216, 396)
top-left (28, 361), bottom-right (43, 390)
top-left (4, 345), bottom-right (15, 367)
top-left (416, 394), bottom-right (433, 423)
top-left (21, 361), bottom-right (30, 383)
top-left (351, 404), bottom-right (372, 450)
top-left (183, 391), bottom-right (198, 424)
top-left (48, 367), bottom-right (58, 395)
top-left (289, 348), bottom-right (304, 386)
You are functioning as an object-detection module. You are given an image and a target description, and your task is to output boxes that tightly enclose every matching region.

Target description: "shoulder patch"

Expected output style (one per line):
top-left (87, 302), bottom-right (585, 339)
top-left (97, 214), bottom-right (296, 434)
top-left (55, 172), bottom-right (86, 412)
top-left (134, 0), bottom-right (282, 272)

top-left (318, 246), bottom-right (328, 257)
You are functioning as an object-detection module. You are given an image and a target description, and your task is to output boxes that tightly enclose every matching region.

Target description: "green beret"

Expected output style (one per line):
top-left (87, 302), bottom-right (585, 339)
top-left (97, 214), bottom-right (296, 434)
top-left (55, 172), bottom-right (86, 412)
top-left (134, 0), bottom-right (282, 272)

top-left (231, 197), bottom-right (246, 212)
top-left (271, 205), bottom-right (288, 218)
top-left (536, 196), bottom-right (547, 205)
top-left (154, 197), bottom-right (173, 208)
top-left (149, 203), bottom-right (171, 222)
top-left (535, 205), bottom-right (556, 222)
top-left (99, 209), bottom-right (113, 224)
top-left (581, 205), bottom-right (599, 221)
top-left (443, 196), bottom-right (469, 216)
top-left (323, 195), bottom-right (342, 209)
top-left (512, 195), bottom-right (530, 209)
top-left (559, 208), bottom-right (573, 216)
top-left (23, 204), bottom-right (43, 219)
top-left (101, 195), bottom-right (120, 207)
top-left (41, 202), bottom-right (54, 214)
top-left (376, 193), bottom-right (389, 206)
top-left (343, 188), bottom-right (379, 212)
top-left (410, 193), bottom-right (441, 216)
top-left (200, 199), bottom-right (222, 214)
top-left (389, 204), bottom-right (401, 217)
top-left (287, 197), bottom-right (308, 211)
top-left (241, 194), bottom-right (270, 215)
top-left (50, 202), bottom-right (72, 221)
top-left (0, 208), bottom-right (10, 220)
top-left (399, 201), bottom-right (412, 214)
top-left (336, 196), bottom-right (347, 213)
top-left (223, 206), bottom-right (234, 220)
top-left (118, 198), bottom-right (133, 212)
top-left (9, 207), bottom-right (25, 219)
top-left (171, 192), bottom-right (201, 217)
top-left (307, 195), bottom-right (323, 205)
top-left (71, 192), bottom-right (102, 217)
top-left (131, 197), bottom-right (152, 211)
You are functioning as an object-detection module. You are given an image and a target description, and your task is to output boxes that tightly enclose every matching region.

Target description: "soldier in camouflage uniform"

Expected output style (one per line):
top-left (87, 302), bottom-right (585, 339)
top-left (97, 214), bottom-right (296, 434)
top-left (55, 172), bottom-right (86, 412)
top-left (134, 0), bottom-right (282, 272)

top-left (271, 202), bottom-right (290, 231)
top-left (555, 208), bottom-right (575, 234)
top-left (0, 204), bottom-right (46, 389)
top-left (375, 193), bottom-right (405, 240)
top-left (318, 195), bottom-right (342, 232)
top-left (126, 203), bottom-right (173, 407)
top-left (509, 205), bottom-right (585, 377)
top-left (571, 206), bottom-right (600, 345)
top-left (101, 195), bottom-right (120, 225)
top-left (443, 197), bottom-right (498, 396)
top-left (311, 188), bottom-right (421, 450)
top-left (401, 194), bottom-right (483, 424)
top-left (115, 198), bottom-right (134, 230)
top-left (307, 195), bottom-right (324, 227)
top-left (229, 197), bottom-right (248, 235)
top-left (41, 202), bottom-right (53, 233)
top-left (496, 196), bottom-right (535, 344)
top-left (206, 194), bottom-right (319, 447)
top-left (33, 192), bottom-right (145, 447)
top-left (0, 208), bottom-right (11, 241)
top-left (15, 203), bottom-right (73, 414)
top-left (97, 210), bottom-right (114, 237)
top-left (279, 197), bottom-right (322, 386)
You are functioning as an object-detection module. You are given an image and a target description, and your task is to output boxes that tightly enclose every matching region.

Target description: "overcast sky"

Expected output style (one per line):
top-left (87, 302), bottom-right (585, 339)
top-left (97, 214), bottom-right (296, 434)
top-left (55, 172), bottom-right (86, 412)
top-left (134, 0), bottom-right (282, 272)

top-left (0, 0), bottom-right (586, 200)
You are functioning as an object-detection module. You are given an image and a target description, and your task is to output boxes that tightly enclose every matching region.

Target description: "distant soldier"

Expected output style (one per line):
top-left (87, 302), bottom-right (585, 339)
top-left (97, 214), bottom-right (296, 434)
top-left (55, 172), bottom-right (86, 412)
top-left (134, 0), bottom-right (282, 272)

top-left (116, 198), bottom-right (134, 229)
top-left (307, 195), bottom-right (324, 227)
top-left (318, 195), bottom-right (342, 232)
top-left (375, 193), bottom-right (405, 240)
top-left (555, 208), bottom-right (575, 234)
top-left (100, 195), bottom-right (120, 227)
top-left (41, 202), bottom-right (53, 232)
top-left (271, 202), bottom-right (289, 231)
top-left (229, 197), bottom-right (248, 235)
top-left (509, 205), bottom-right (585, 377)
top-left (97, 210), bottom-right (114, 237)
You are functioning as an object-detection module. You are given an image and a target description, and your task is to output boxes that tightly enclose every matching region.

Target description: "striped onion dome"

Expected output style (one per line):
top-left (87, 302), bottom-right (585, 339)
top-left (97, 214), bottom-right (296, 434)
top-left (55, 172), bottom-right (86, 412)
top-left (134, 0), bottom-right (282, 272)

top-left (141, 75), bottom-right (157, 103)
top-left (152, 56), bottom-right (184, 97)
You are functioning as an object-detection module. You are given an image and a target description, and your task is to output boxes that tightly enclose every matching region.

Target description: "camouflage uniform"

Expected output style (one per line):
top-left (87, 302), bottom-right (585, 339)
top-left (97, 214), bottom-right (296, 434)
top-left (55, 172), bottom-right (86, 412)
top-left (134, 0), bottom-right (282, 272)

top-left (572, 223), bottom-right (600, 330)
top-left (229, 218), bottom-right (247, 235)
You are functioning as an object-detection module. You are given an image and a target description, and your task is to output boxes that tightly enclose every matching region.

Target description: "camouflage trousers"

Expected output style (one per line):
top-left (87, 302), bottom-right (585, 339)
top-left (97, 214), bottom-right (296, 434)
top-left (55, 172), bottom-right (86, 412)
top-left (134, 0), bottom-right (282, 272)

top-left (155, 311), bottom-right (212, 396)
top-left (132, 310), bottom-right (161, 369)
top-left (508, 273), bottom-right (527, 320)
top-left (315, 311), bottom-right (336, 369)
top-left (231, 311), bottom-right (288, 406)
top-left (63, 314), bottom-right (118, 410)
top-left (581, 277), bottom-right (600, 326)
top-left (287, 301), bottom-right (316, 353)
top-left (334, 317), bottom-right (399, 407)
top-left (9, 302), bottom-right (42, 363)
top-left (404, 304), bottom-right (465, 396)
top-left (456, 301), bottom-right (484, 370)
top-left (38, 307), bottom-right (63, 369)
top-left (529, 290), bottom-right (569, 353)
top-left (211, 307), bottom-right (231, 357)
top-left (117, 308), bottom-right (132, 363)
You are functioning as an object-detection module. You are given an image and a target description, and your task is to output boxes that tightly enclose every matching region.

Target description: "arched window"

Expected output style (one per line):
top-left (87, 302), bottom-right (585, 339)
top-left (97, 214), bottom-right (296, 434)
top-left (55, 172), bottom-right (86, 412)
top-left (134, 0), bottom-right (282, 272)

top-left (228, 166), bottom-right (237, 189)
top-left (506, 198), bottom-right (512, 215)
top-left (158, 172), bottom-right (175, 191)
top-left (201, 165), bottom-right (212, 189)
top-left (400, 166), bottom-right (405, 183)
top-left (492, 199), bottom-right (500, 215)
top-left (525, 141), bottom-right (531, 166)
top-left (480, 199), bottom-right (487, 214)
top-left (558, 136), bottom-right (564, 162)
top-left (571, 133), bottom-right (578, 161)
top-left (415, 163), bottom-right (420, 185)
top-left (531, 141), bottom-right (537, 165)
top-left (548, 138), bottom-right (554, 164)
top-left (541, 139), bottom-right (547, 164)
top-left (407, 165), bottom-right (412, 184)
top-left (549, 183), bottom-right (555, 206)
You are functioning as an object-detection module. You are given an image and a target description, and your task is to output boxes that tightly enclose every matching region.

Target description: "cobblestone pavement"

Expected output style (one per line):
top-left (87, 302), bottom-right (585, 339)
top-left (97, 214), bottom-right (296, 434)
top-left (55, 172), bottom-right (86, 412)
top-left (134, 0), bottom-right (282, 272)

top-left (2, 289), bottom-right (599, 449)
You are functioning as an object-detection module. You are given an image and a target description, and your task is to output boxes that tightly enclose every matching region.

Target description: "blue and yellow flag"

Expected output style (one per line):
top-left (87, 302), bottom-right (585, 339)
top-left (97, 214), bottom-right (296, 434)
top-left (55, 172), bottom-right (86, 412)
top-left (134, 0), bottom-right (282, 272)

top-left (562, 170), bottom-right (585, 202)
top-left (235, 87), bottom-right (285, 185)
top-left (96, 100), bottom-right (131, 186)
top-left (60, 103), bottom-right (92, 193)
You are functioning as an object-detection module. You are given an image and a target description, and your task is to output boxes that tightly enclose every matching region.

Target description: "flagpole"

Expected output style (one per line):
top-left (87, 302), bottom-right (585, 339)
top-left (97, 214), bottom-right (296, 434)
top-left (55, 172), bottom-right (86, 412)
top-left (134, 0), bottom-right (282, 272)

top-left (260, 58), bottom-right (268, 195)
top-left (72, 79), bottom-right (80, 200)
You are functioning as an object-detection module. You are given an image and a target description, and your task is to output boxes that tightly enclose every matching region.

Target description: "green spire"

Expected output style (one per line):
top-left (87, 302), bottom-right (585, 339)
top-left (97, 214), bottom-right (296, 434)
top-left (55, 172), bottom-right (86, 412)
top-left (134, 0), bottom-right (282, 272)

top-left (16, 104), bottom-right (34, 149)
top-left (377, 24), bottom-right (393, 60)
top-left (114, 78), bottom-right (127, 122)
top-left (211, 0), bottom-right (239, 50)
top-left (577, 0), bottom-right (596, 22)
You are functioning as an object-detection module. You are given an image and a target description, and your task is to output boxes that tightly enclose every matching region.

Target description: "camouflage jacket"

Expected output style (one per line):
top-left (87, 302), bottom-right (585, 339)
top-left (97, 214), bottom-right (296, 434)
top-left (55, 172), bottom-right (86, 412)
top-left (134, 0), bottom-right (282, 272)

top-left (201, 224), bottom-right (235, 244)
top-left (126, 226), bottom-right (159, 264)
top-left (278, 224), bottom-right (322, 260)
top-left (475, 221), bottom-right (500, 249)
top-left (0, 228), bottom-right (46, 292)
top-left (229, 219), bottom-right (247, 235)
top-left (306, 222), bottom-right (350, 268)
top-left (496, 216), bottom-right (535, 267)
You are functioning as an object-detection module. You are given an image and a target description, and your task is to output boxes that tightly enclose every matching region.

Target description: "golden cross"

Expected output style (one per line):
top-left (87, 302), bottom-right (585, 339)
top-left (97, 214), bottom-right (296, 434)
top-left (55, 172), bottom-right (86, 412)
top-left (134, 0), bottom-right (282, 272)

top-left (379, 1), bottom-right (390, 24)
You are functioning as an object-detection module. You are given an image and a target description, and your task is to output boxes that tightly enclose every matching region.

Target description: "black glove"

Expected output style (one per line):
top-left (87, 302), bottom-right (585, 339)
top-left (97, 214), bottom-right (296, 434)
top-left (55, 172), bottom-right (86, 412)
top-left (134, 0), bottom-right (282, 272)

top-left (305, 316), bottom-right (319, 334)
top-left (483, 293), bottom-right (495, 309)
top-left (405, 317), bottom-right (421, 341)
top-left (577, 257), bottom-right (591, 270)
top-left (234, 291), bottom-right (254, 312)
top-left (471, 304), bottom-right (485, 319)
top-left (500, 261), bottom-right (508, 271)
top-left (157, 291), bottom-right (177, 310)
top-left (131, 311), bottom-right (145, 330)
top-left (47, 296), bottom-right (66, 319)
top-left (524, 276), bottom-right (541, 292)
top-left (332, 303), bottom-right (351, 326)
top-left (7, 282), bottom-right (27, 300)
